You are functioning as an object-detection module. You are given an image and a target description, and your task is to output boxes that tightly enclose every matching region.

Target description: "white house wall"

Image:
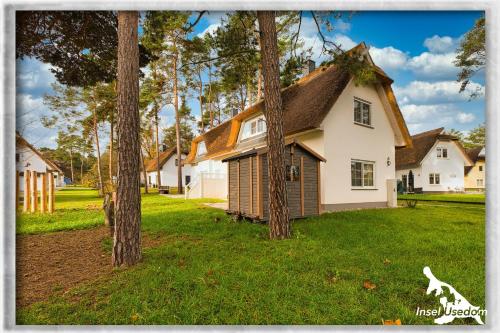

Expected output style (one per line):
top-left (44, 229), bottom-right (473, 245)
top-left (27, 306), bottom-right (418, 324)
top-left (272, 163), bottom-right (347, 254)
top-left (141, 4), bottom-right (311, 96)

top-left (147, 154), bottom-right (191, 187)
top-left (396, 141), bottom-right (468, 192)
top-left (298, 79), bottom-right (397, 210)
top-left (420, 141), bottom-right (467, 192)
top-left (16, 146), bottom-right (64, 191)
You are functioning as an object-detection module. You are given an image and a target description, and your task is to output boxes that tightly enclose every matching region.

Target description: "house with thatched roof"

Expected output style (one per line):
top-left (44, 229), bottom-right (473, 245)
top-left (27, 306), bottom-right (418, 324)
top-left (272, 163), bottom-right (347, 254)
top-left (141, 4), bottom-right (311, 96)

top-left (144, 147), bottom-right (191, 189)
top-left (464, 146), bottom-right (485, 191)
top-left (395, 128), bottom-right (473, 193)
top-left (185, 42), bottom-right (413, 212)
top-left (16, 132), bottom-right (65, 190)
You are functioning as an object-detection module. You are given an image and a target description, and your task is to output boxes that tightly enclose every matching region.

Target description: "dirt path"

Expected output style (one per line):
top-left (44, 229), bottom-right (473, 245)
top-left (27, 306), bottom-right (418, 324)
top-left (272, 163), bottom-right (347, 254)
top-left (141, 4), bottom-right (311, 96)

top-left (16, 227), bottom-right (162, 308)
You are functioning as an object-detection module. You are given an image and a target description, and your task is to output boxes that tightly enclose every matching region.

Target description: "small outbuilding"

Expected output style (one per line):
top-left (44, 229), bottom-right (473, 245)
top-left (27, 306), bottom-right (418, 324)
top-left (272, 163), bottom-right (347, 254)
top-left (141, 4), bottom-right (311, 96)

top-left (222, 140), bottom-right (325, 221)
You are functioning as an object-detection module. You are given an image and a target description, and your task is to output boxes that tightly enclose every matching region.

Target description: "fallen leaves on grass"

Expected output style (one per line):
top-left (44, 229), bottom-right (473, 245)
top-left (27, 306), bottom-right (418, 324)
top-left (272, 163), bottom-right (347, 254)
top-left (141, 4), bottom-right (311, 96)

top-left (363, 279), bottom-right (377, 290)
top-left (384, 258), bottom-right (391, 265)
top-left (382, 319), bottom-right (401, 325)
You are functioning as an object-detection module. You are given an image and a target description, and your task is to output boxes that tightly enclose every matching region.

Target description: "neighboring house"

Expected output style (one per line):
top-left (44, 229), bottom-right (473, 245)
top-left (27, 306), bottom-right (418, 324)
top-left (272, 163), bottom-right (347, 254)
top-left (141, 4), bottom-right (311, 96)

top-left (145, 147), bottom-right (192, 188)
top-left (16, 133), bottom-right (65, 191)
top-left (464, 146), bottom-right (485, 191)
top-left (395, 128), bottom-right (473, 193)
top-left (186, 42), bottom-right (413, 211)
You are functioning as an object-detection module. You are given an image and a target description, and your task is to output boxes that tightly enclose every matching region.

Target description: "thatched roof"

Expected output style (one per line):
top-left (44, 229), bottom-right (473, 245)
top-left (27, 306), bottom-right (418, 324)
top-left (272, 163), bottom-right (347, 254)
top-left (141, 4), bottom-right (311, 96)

top-left (464, 146), bottom-right (485, 175)
top-left (186, 42), bottom-right (412, 164)
top-left (145, 147), bottom-right (177, 172)
top-left (396, 128), bottom-right (472, 170)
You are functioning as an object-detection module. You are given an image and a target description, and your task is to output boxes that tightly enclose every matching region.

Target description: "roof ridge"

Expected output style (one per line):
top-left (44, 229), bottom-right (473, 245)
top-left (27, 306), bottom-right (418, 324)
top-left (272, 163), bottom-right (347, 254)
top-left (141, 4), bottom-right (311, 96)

top-left (411, 127), bottom-right (444, 139)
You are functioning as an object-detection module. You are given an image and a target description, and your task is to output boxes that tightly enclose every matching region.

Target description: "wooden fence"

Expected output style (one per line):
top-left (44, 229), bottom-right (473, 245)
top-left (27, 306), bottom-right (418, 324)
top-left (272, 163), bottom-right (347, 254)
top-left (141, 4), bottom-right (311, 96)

top-left (16, 170), bottom-right (55, 213)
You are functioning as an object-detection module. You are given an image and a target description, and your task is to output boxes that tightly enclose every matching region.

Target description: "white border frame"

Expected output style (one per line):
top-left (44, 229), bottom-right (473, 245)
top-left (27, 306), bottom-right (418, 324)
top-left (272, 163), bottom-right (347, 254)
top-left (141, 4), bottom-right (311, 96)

top-left (1, 1), bottom-right (498, 332)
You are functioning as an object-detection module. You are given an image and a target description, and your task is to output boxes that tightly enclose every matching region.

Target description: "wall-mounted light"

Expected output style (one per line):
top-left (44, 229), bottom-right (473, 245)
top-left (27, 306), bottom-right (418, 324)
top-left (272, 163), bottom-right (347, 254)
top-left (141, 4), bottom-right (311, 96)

top-left (386, 157), bottom-right (391, 166)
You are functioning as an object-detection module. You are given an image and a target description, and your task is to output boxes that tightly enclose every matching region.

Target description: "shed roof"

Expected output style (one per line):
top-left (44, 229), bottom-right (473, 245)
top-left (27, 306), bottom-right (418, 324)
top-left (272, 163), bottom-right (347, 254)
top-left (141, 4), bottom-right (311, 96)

top-left (222, 139), bottom-right (326, 163)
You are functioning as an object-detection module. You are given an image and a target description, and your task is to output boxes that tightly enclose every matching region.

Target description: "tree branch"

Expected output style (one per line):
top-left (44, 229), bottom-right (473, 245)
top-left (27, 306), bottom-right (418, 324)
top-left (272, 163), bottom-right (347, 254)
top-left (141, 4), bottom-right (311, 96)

top-left (183, 11), bottom-right (207, 32)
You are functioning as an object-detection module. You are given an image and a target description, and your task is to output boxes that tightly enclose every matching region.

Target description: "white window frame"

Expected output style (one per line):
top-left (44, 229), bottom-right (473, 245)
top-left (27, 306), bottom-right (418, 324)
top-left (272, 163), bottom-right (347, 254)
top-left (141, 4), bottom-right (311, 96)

top-left (241, 115), bottom-right (267, 140)
top-left (196, 141), bottom-right (207, 157)
top-left (351, 159), bottom-right (375, 189)
top-left (429, 173), bottom-right (440, 185)
top-left (353, 98), bottom-right (372, 127)
top-left (436, 147), bottom-right (448, 159)
top-left (477, 179), bottom-right (484, 186)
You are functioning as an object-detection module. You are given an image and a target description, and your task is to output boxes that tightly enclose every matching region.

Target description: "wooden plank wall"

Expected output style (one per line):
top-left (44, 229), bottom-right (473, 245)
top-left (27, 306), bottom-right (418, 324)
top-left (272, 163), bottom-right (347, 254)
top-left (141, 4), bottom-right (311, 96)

top-left (228, 161), bottom-right (238, 211)
top-left (239, 158), bottom-right (250, 214)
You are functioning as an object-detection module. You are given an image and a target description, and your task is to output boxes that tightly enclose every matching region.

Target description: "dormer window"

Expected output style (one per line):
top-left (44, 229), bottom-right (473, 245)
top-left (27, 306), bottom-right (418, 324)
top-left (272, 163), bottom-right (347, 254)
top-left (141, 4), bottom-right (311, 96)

top-left (197, 141), bottom-right (207, 157)
top-left (241, 115), bottom-right (266, 140)
top-left (354, 98), bottom-right (371, 127)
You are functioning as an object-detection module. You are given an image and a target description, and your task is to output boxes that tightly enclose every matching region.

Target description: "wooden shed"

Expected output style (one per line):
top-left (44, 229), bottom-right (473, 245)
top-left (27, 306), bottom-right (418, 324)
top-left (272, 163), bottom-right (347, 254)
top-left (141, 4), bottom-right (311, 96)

top-left (222, 140), bottom-right (325, 221)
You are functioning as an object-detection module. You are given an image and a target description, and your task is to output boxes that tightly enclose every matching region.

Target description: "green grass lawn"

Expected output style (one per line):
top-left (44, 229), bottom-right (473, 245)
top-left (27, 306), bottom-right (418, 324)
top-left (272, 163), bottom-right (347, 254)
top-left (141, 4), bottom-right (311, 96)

top-left (17, 188), bottom-right (485, 325)
top-left (398, 193), bottom-right (485, 204)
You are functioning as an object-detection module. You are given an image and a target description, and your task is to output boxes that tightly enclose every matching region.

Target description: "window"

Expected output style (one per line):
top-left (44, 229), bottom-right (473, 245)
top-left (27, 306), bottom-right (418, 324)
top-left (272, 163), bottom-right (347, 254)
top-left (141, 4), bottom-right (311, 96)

top-left (175, 159), bottom-right (179, 166)
top-left (429, 173), bottom-right (440, 185)
top-left (286, 165), bottom-right (300, 182)
top-left (437, 147), bottom-right (448, 158)
top-left (354, 98), bottom-right (371, 126)
top-left (241, 115), bottom-right (266, 140)
top-left (16, 153), bottom-right (20, 162)
top-left (196, 141), bottom-right (207, 156)
top-left (477, 179), bottom-right (484, 186)
top-left (351, 160), bottom-right (375, 188)
top-left (479, 165), bottom-right (483, 172)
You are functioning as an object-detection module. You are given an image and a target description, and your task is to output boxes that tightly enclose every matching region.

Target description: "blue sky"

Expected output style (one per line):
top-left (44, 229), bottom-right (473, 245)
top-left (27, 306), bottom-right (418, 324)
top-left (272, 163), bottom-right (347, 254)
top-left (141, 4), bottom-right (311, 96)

top-left (16, 10), bottom-right (485, 149)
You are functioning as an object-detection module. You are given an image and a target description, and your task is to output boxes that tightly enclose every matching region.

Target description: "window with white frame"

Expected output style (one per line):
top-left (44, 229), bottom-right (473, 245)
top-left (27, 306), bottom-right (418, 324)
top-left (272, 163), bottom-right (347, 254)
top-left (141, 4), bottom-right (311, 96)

top-left (241, 115), bottom-right (266, 140)
top-left (196, 141), bottom-right (207, 156)
top-left (477, 179), bottom-right (484, 186)
top-left (429, 173), bottom-right (440, 185)
top-left (437, 147), bottom-right (448, 158)
top-left (351, 160), bottom-right (375, 187)
top-left (354, 98), bottom-right (371, 126)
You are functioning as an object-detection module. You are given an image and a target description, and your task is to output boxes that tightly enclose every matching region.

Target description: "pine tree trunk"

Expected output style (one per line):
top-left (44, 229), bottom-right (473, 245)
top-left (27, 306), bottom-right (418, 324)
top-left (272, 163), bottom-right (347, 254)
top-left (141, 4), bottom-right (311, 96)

top-left (173, 53), bottom-right (183, 194)
top-left (109, 101), bottom-right (114, 184)
top-left (257, 11), bottom-right (290, 239)
top-left (92, 98), bottom-right (104, 195)
top-left (208, 64), bottom-right (214, 128)
top-left (69, 148), bottom-right (74, 183)
top-left (257, 65), bottom-right (263, 100)
top-left (113, 11), bottom-right (142, 267)
top-left (140, 148), bottom-right (149, 194)
top-left (154, 110), bottom-right (161, 188)
top-left (80, 156), bottom-right (84, 185)
top-left (198, 71), bottom-right (204, 132)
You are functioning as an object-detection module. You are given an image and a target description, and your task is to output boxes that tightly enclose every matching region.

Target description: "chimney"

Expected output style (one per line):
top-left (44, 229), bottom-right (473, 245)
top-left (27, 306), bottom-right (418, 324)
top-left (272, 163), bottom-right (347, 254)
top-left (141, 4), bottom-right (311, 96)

top-left (161, 144), bottom-right (167, 152)
top-left (302, 59), bottom-right (316, 77)
top-left (232, 109), bottom-right (239, 117)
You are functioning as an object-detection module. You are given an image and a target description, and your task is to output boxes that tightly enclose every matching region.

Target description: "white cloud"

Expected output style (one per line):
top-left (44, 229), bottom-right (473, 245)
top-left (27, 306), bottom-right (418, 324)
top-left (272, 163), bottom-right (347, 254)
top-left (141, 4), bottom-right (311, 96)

top-left (334, 19), bottom-right (351, 33)
top-left (400, 103), bottom-right (478, 135)
top-left (197, 23), bottom-right (219, 37)
top-left (369, 46), bottom-right (409, 70)
top-left (393, 80), bottom-right (484, 105)
top-left (407, 52), bottom-right (459, 80)
top-left (423, 35), bottom-right (459, 54)
top-left (16, 59), bottom-right (56, 95)
top-left (456, 112), bottom-right (476, 124)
